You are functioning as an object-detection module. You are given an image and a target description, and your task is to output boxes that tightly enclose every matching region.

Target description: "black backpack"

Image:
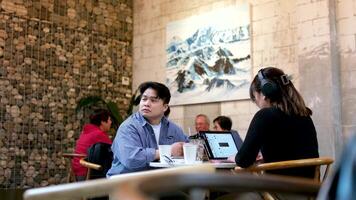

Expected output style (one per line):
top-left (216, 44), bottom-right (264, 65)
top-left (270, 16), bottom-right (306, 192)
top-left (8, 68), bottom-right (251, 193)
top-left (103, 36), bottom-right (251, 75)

top-left (86, 142), bottom-right (113, 179)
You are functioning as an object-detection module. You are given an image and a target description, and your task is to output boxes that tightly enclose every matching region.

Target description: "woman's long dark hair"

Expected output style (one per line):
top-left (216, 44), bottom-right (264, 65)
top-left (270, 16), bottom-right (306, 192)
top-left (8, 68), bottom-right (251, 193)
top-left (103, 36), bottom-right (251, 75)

top-left (250, 67), bottom-right (312, 116)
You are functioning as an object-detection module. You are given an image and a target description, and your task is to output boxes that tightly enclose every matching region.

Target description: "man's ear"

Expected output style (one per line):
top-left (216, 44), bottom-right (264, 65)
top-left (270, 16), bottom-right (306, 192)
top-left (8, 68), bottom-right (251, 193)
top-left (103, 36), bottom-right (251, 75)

top-left (163, 104), bottom-right (168, 111)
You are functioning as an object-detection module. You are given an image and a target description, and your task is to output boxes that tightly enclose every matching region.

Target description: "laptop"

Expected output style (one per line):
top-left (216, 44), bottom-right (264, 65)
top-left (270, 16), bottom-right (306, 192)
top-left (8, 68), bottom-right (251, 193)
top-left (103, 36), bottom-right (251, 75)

top-left (200, 131), bottom-right (238, 162)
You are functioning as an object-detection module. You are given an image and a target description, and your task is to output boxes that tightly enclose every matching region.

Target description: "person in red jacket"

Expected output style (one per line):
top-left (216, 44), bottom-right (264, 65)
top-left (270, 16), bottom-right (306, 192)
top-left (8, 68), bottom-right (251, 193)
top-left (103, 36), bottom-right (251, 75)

top-left (72, 109), bottom-right (112, 181)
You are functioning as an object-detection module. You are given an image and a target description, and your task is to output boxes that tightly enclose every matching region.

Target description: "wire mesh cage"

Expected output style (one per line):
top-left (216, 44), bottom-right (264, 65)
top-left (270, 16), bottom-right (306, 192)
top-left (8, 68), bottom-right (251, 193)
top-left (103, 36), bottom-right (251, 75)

top-left (0, 0), bottom-right (133, 189)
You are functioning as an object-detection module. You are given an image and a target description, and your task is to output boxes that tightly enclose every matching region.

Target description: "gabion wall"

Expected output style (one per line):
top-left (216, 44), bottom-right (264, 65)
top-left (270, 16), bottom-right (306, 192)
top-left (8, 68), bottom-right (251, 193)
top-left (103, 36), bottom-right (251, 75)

top-left (0, 0), bottom-right (133, 188)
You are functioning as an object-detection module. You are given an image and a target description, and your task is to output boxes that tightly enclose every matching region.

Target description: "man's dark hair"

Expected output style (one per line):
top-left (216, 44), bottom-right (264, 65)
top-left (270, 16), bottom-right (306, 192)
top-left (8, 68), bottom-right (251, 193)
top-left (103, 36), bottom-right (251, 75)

top-left (139, 81), bottom-right (171, 104)
top-left (90, 109), bottom-right (111, 126)
top-left (213, 116), bottom-right (232, 130)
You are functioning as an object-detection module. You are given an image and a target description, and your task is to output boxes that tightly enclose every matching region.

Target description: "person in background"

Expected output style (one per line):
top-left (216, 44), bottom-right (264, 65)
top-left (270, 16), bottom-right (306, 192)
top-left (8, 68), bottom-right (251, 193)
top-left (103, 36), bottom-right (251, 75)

top-left (72, 109), bottom-right (112, 181)
top-left (213, 116), bottom-right (243, 150)
top-left (189, 114), bottom-right (210, 139)
top-left (195, 114), bottom-right (210, 132)
top-left (230, 67), bottom-right (319, 179)
top-left (107, 81), bottom-right (188, 176)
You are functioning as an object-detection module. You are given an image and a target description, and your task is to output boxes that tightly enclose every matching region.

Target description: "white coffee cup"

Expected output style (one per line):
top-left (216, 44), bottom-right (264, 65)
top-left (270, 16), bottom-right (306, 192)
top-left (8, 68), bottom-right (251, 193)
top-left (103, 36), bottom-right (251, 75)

top-left (183, 143), bottom-right (198, 164)
top-left (158, 145), bottom-right (172, 163)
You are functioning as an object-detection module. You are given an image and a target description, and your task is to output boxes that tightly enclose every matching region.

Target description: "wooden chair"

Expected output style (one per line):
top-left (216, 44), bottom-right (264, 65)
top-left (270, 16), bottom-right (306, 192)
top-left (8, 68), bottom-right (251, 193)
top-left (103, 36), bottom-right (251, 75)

top-left (234, 157), bottom-right (333, 183)
top-left (62, 153), bottom-right (86, 183)
top-left (233, 157), bottom-right (333, 200)
top-left (79, 158), bottom-right (102, 180)
top-left (114, 173), bottom-right (321, 200)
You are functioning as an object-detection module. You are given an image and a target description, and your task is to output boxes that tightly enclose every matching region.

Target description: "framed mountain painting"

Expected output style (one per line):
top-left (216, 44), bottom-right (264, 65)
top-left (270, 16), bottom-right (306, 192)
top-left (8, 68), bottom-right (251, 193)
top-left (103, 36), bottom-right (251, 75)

top-left (166, 3), bottom-right (251, 105)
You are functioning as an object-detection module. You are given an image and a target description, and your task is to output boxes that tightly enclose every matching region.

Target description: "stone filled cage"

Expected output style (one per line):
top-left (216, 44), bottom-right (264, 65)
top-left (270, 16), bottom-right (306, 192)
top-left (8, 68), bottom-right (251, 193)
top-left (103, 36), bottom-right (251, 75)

top-left (0, 0), bottom-right (133, 188)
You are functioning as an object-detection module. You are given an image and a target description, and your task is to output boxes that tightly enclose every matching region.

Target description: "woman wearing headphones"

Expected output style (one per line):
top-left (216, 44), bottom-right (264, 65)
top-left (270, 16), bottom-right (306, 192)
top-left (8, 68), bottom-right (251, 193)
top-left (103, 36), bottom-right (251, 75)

top-left (232, 67), bottom-right (319, 178)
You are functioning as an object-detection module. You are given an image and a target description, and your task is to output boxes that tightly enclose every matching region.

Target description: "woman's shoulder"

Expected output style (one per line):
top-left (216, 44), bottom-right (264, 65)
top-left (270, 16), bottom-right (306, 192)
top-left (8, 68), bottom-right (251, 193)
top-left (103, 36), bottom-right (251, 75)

top-left (255, 107), bottom-right (281, 118)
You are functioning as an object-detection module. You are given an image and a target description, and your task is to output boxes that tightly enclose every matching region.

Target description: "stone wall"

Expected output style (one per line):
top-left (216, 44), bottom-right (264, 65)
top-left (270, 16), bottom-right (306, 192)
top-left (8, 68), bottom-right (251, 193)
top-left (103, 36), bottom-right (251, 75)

top-left (133, 0), bottom-right (356, 161)
top-left (0, 0), bottom-right (133, 188)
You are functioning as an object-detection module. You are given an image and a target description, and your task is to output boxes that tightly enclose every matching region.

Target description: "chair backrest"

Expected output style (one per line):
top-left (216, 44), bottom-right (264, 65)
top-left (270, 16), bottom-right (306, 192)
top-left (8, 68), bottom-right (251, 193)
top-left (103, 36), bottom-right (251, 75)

top-left (79, 158), bottom-right (102, 180)
top-left (114, 173), bottom-right (321, 200)
top-left (86, 142), bottom-right (113, 179)
top-left (23, 164), bottom-right (215, 200)
top-left (62, 153), bottom-right (86, 183)
top-left (234, 157), bottom-right (334, 182)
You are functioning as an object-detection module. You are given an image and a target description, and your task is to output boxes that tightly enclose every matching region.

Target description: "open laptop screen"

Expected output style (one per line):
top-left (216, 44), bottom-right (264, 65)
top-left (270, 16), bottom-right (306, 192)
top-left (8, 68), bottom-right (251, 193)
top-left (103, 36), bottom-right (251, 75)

top-left (201, 131), bottom-right (238, 159)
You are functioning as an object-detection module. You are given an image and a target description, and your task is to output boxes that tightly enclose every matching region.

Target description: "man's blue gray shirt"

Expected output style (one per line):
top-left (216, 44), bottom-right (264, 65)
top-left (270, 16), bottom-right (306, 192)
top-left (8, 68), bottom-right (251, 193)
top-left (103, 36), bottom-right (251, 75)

top-left (107, 112), bottom-right (188, 176)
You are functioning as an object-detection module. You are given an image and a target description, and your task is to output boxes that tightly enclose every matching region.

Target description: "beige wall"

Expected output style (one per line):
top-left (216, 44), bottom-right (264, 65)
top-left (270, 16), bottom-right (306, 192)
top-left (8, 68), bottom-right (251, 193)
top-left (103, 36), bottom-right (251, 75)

top-left (133, 0), bottom-right (356, 159)
top-left (338, 0), bottom-right (356, 142)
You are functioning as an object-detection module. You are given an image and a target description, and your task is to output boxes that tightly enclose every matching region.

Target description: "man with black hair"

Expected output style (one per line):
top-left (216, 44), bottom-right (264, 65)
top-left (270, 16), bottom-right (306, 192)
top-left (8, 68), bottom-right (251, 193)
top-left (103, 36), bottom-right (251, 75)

top-left (213, 116), bottom-right (243, 150)
top-left (213, 116), bottom-right (232, 130)
top-left (107, 82), bottom-right (188, 176)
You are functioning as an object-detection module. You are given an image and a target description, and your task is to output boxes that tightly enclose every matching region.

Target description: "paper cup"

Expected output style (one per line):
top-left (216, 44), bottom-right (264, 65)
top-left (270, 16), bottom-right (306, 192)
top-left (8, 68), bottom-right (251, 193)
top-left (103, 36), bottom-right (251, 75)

top-left (183, 143), bottom-right (198, 164)
top-left (159, 145), bottom-right (172, 163)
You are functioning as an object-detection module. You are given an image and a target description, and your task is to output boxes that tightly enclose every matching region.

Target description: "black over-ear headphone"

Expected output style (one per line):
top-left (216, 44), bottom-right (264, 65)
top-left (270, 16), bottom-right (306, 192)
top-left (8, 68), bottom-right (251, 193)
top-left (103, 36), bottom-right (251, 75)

top-left (257, 69), bottom-right (280, 100)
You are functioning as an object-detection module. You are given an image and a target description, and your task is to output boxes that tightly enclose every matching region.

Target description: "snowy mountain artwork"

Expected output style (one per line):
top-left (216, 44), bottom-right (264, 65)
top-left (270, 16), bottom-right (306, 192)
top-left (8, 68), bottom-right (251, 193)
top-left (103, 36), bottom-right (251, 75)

top-left (166, 4), bottom-right (252, 105)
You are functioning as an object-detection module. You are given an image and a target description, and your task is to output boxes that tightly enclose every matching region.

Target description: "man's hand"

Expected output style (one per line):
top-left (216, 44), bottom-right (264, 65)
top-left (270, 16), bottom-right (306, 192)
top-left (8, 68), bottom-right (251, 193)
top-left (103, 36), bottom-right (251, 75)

top-left (171, 142), bottom-right (185, 156)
